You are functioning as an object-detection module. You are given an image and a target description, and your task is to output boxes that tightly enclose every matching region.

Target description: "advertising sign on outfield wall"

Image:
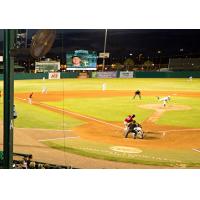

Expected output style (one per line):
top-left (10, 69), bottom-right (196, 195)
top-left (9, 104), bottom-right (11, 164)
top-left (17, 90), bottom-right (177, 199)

top-left (94, 71), bottom-right (117, 78)
top-left (48, 72), bottom-right (61, 79)
top-left (92, 72), bottom-right (97, 78)
top-left (119, 71), bottom-right (134, 78)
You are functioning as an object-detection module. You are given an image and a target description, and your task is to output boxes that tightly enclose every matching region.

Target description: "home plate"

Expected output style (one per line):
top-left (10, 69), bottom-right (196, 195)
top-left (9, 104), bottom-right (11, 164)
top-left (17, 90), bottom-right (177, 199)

top-left (110, 146), bottom-right (143, 154)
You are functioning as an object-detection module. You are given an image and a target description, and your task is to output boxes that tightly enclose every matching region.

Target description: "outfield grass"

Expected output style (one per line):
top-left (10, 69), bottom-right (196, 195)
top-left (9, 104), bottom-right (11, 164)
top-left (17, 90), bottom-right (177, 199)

top-left (0, 100), bottom-right (85, 129)
top-left (10, 78), bottom-right (200, 93)
top-left (44, 138), bottom-right (200, 167)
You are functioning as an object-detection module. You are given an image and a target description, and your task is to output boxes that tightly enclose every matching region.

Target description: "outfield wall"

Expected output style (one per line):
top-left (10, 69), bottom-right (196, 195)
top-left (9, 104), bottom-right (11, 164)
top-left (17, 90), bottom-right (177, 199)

top-left (91, 71), bottom-right (200, 78)
top-left (134, 71), bottom-right (200, 78)
top-left (0, 71), bottom-right (200, 80)
top-left (0, 72), bottom-right (79, 80)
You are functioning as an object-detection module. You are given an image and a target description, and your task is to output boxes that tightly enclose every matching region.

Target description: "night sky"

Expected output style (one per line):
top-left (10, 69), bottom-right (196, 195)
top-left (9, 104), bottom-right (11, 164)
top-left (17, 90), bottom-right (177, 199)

top-left (52, 29), bottom-right (200, 57)
top-left (1, 29), bottom-right (200, 59)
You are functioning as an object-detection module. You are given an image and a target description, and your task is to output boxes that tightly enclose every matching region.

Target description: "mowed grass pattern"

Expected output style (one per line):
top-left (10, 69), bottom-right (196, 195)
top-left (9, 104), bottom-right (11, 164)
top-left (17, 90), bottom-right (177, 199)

top-left (12, 78), bottom-right (200, 92)
top-left (45, 96), bottom-right (155, 123)
top-left (45, 96), bottom-right (200, 128)
top-left (157, 97), bottom-right (200, 128)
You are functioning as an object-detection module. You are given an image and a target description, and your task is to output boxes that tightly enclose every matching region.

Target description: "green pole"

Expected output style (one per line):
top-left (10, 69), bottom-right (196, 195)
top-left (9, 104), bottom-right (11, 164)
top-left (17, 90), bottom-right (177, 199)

top-left (3, 29), bottom-right (15, 169)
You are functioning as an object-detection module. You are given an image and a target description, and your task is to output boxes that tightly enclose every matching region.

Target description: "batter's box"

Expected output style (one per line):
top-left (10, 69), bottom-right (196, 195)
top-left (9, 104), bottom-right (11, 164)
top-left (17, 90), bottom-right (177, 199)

top-left (144, 131), bottom-right (163, 140)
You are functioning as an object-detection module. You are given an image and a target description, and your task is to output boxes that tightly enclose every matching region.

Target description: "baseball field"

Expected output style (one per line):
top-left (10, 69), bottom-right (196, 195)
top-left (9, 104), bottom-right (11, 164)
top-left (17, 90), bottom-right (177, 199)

top-left (0, 78), bottom-right (200, 168)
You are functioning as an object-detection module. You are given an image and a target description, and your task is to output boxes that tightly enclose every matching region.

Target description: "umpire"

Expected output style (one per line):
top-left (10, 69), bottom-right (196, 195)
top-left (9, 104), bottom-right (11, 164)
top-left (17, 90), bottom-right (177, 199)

top-left (133, 89), bottom-right (141, 99)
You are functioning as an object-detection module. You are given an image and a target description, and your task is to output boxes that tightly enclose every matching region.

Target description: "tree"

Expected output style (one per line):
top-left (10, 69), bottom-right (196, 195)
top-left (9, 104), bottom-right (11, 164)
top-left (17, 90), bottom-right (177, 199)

top-left (124, 58), bottom-right (134, 71)
top-left (112, 62), bottom-right (123, 71)
top-left (143, 60), bottom-right (153, 71)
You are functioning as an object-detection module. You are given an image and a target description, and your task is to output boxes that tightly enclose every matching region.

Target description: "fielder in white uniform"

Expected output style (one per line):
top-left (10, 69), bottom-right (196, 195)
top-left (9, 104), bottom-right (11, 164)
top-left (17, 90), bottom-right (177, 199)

top-left (157, 96), bottom-right (170, 107)
top-left (102, 83), bottom-right (106, 91)
top-left (188, 76), bottom-right (193, 81)
top-left (42, 86), bottom-right (48, 94)
top-left (28, 92), bottom-right (33, 104)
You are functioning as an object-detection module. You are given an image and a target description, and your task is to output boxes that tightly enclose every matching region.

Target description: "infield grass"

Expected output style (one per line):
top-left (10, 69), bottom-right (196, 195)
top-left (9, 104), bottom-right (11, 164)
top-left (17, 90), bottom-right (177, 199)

top-left (157, 97), bottom-right (200, 128)
top-left (45, 96), bottom-right (155, 123)
top-left (45, 96), bottom-right (200, 128)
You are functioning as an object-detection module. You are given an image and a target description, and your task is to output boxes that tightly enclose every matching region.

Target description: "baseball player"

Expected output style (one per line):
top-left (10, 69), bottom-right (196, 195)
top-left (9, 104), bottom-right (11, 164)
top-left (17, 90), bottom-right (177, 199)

top-left (13, 105), bottom-right (17, 119)
top-left (157, 96), bottom-right (170, 107)
top-left (42, 86), bottom-right (48, 94)
top-left (42, 76), bottom-right (47, 94)
top-left (28, 92), bottom-right (34, 104)
top-left (124, 114), bottom-right (136, 129)
top-left (133, 89), bottom-right (141, 99)
top-left (102, 83), bottom-right (106, 91)
top-left (188, 76), bottom-right (193, 81)
top-left (124, 114), bottom-right (139, 139)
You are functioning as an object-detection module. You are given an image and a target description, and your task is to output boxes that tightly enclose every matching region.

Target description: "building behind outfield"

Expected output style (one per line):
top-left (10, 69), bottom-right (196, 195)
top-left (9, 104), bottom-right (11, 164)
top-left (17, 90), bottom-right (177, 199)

top-left (168, 58), bottom-right (200, 71)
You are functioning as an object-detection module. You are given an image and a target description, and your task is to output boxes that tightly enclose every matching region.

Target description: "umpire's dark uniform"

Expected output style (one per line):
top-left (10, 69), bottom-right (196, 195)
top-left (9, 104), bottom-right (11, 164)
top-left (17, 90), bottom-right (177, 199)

top-left (133, 90), bottom-right (141, 99)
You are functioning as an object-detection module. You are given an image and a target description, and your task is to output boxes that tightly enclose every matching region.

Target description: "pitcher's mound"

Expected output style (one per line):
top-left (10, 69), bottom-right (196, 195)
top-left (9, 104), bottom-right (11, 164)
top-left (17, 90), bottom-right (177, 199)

top-left (139, 104), bottom-right (191, 111)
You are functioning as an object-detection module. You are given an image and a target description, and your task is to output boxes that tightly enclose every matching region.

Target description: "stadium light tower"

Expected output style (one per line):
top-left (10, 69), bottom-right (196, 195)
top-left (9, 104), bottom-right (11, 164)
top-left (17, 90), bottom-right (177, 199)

top-left (157, 50), bottom-right (161, 71)
top-left (102, 29), bottom-right (108, 71)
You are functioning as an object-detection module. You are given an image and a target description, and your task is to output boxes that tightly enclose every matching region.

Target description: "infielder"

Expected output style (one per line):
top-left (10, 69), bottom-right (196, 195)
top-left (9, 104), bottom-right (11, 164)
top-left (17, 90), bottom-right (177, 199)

top-left (28, 92), bottom-right (34, 104)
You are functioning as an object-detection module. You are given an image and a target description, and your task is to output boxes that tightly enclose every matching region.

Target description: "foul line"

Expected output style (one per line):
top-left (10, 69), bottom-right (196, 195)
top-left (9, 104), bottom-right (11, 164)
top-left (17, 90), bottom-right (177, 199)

top-left (16, 97), bottom-right (124, 130)
top-left (158, 128), bottom-right (200, 133)
top-left (39, 136), bottom-right (79, 142)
